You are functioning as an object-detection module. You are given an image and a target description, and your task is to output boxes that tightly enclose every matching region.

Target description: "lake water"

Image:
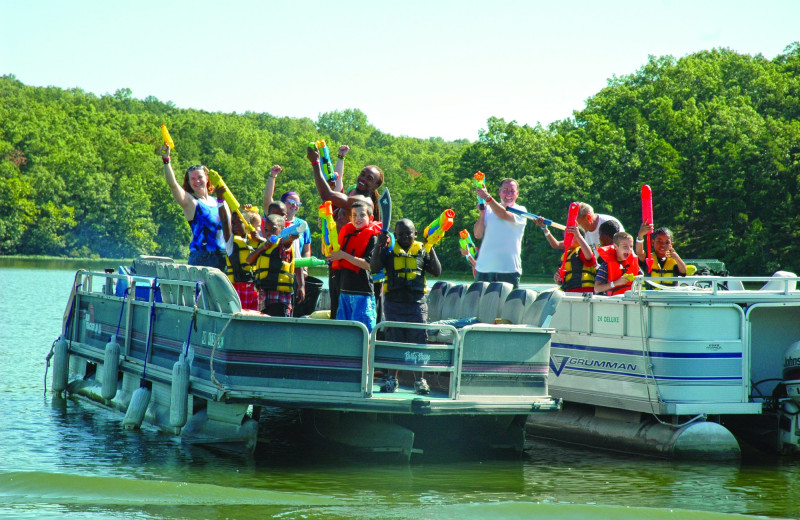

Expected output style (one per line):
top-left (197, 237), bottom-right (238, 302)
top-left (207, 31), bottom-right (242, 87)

top-left (1, 260), bottom-right (799, 520)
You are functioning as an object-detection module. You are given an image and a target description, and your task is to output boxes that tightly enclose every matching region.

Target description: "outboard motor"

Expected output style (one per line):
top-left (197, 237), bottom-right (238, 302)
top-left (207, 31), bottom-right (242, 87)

top-left (780, 340), bottom-right (800, 453)
top-left (783, 340), bottom-right (800, 404)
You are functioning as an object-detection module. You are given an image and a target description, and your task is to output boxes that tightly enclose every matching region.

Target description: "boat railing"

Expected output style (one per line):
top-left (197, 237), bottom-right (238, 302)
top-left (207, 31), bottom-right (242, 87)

top-left (631, 273), bottom-right (800, 297)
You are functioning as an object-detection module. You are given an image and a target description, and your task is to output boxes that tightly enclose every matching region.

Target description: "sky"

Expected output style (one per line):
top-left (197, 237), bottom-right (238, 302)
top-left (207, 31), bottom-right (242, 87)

top-left (1, 0), bottom-right (798, 142)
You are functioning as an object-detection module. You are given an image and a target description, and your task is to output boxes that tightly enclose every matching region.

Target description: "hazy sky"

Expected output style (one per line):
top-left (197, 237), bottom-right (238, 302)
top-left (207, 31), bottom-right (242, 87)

top-left (2, 0), bottom-right (797, 141)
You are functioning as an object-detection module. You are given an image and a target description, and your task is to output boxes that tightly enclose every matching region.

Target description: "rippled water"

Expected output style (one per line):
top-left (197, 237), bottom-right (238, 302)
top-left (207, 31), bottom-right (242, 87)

top-left (1, 261), bottom-right (798, 519)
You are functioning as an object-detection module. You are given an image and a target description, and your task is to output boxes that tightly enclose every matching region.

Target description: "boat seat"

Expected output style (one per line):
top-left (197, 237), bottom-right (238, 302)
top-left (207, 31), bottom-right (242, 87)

top-left (499, 288), bottom-right (538, 324)
top-left (760, 271), bottom-right (797, 292)
top-left (458, 282), bottom-right (489, 319)
top-left (155, 263), bottom-right (173, 304)
top-left (132, 255), bottom-right (173, 277)
top-left (476, 282), bottom-right (513, 323)
top-left (189, 266), bottom-right (241, 314)
top-left (427, 281), bottom-right (453, 322)
top-left (521, 289), bottom-right (563, 328)
top-left (440, 284), bottom-right (468, 320)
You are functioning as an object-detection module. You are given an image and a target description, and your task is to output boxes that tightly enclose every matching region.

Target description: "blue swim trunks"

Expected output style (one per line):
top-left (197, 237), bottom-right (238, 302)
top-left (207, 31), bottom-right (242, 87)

top-left (336, 292), bottom-right (377, 332)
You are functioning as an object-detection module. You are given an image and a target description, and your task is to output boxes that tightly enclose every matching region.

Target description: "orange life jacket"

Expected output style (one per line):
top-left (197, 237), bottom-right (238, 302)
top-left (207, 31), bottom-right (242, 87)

top-left (597, 245), bottom-right (639, 295)
top-left (333, 220), bottom-right (382, 273)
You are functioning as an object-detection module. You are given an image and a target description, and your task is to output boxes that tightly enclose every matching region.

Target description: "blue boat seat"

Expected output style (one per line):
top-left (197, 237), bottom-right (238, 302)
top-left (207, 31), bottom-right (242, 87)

top-left (476, 282), bottom-right (513, 323)
top-left (427, 281), bottom-right (453, 322)
top-left (458, 282), bottom-right (489, 319)
top-left (500, 288), bottom-right (538, 324)
top-left (440, 284), bottom-right (468, 320)
top-left (521, 289), bottom-right (563, 327)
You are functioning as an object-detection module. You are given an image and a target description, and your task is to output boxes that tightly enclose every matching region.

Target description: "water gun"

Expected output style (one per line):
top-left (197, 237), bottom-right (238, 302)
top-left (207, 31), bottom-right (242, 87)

top-left (474, 171), bottom-right (486, 210)
top-left (318, 201), bottom-right (339, 257)
top-left (557, 202), bottom-right (580, 281)
top-left (207, 169), bottom-right (255, 233)
top-left (641, 184), bottom-right (654, 272)
top-left (161, 125), bottom-right (175, 150)
top-left (423, 209), bottom-right (455, 252)
top-left (295, 256), bottom-right (327, 268)
top-left (267, 220), bottom-right (309, 244)
top-left (458, 229), bottom-right (477, 263)
top-left (309, 140), bottom-right (337, 182)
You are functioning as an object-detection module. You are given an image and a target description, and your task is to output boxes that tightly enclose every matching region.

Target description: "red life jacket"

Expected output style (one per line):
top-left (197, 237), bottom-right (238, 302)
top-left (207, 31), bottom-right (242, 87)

top-left (597, 245), bottom-right (639, 295)
top-left (333, 220), bottom-right (382, 273)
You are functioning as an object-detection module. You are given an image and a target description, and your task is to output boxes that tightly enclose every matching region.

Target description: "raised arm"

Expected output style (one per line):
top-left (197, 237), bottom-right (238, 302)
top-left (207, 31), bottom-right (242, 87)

top-left (308, 147), bottom-right (351, 209)
top-left (538, 216), bottom-right (564, 249)
top-left (262, 165), bottom-right (282, 216)
top-left (426, 247), bottom-right (442, 278)
top-left (635, 222), bottom-right (653, 260)
top-left (333, 145), bottom-right (350, 193)
top-left (476, 186), bottom-right (515, 223)
top-left (161, 145), bottom-right (195, 220)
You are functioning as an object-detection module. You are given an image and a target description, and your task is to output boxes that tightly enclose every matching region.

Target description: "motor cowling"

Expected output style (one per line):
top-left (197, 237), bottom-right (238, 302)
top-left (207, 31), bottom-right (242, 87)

top-left (782, 340), bottom-right (800, 405)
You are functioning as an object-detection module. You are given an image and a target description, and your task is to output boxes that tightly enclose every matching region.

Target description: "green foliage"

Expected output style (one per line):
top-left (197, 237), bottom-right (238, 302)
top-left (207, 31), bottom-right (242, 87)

top-left (1, 43), bottom-right (799, 276)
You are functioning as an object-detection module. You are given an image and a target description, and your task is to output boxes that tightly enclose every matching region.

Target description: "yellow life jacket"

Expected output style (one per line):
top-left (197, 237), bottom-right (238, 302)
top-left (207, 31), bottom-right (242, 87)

top-left (648, 253), bottom-right (680, 288)
top-left (386, 241), bottom-right (426, 293)
top-left (254, 242), bottom-right (295, 293)
top-left (562, 246), bottom-right (596, 292)
top-left (226, 235), bottom-right (257, 284)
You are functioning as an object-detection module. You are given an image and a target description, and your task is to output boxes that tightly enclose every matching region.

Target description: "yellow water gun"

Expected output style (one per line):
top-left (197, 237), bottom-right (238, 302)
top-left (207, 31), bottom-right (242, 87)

top-left (207, 169), bottom-right (254, 233)
top-left (423, 209), bottom-right (455, 252)
top-left (318, 201), bottom-right (339, 257)
top-left (161, 125), bottom-right (175, 150)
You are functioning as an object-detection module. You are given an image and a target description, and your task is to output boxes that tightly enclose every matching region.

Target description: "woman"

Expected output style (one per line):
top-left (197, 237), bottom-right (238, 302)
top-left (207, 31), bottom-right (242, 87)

top-left (161, 146), bottom-right (227, 271)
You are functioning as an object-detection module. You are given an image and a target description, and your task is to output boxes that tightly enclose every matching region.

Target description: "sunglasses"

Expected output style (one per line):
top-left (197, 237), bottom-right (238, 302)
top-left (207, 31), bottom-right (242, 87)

top-left (285, 200), bottom-right (302, 208)
top-left (186, 165), bottom-right (205, 174)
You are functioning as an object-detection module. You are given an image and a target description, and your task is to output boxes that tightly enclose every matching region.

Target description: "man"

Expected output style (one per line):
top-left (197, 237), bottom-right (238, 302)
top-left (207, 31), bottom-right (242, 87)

top-left (473, 178), bottom-right (527, 289)
top-left (577, 202), bottom-right (624, 252)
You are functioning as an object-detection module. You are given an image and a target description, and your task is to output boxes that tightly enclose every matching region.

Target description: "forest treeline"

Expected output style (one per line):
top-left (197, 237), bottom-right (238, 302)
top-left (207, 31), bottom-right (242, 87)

top-left (2, 43), bottom-right (799, 275)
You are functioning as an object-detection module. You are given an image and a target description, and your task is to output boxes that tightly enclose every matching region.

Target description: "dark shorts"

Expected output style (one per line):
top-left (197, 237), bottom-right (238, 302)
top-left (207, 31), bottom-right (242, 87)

top-left (475, 271), bottom-right (521, 289)
top-left (188, 250), bottom-right (227, 272)
top-left (383, 299), bottom-right (428, 344)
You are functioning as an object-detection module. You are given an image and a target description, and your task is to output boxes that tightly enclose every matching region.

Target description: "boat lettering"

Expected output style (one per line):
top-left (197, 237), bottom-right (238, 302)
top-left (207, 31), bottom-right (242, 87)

top-left (201, 331), bottom-right (224, 349)
top-left (549, 355), bottom-right (637, 376)
top-left (707, 343), bottom-right (722, 351)
top-left (596, 315), bottom-right (620, 323)
top-left (785, 356), bottom-right (800, 368)
top-left (404, 351), bottom-right (431, 365)
top-left (85, 321), bottom-right (102, 333)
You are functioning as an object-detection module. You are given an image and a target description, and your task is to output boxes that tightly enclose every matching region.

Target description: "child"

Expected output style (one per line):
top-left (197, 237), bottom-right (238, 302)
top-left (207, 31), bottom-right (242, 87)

top-left (636, 224), bottom-right (687, 288)
top-left (371, 218), bottom-right (442, 394)
top-left (594, 232), bottom-right (640, 296)
top-left (246, 214), bottom-right (304, 317)
top-left (329, 200), bottom-right (382, 331)
top-left (219, 199), bottom-right (264, 311)
top-left (555, 225), bottom-right (597, 293)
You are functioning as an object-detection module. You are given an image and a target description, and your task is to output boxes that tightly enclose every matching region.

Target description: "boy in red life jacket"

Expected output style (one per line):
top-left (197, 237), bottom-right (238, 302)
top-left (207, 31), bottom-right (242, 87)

top-left (329, 200), bottom-right (382, 331)
top-left (246, 214), bottom-right (303, 317)
top-left (594, 232), bottom-right (640, 296)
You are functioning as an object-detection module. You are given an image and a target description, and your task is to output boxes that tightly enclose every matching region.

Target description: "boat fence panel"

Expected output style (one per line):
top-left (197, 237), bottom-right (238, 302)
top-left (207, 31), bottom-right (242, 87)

top-left (370, 321), bottom-right (460, 397)
top-left (458, 324), bottom-right (551, 399)
top-left (190, 314), bottom-right (371, 398)
top-left (747, 303), bottom-right (800, 399)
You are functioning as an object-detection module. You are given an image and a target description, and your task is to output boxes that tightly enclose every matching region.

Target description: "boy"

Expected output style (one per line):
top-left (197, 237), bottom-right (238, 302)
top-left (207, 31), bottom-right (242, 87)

top-left (246, 214), bottom-right (304, 317)
top-left (371, 219), bottom-right (442, 394)
top-left (329, 200), bottom-right (382, 331)
top-left (594, 232), bottom-right (640, 296)
top-left (219, 200), bottom-right (264, 311)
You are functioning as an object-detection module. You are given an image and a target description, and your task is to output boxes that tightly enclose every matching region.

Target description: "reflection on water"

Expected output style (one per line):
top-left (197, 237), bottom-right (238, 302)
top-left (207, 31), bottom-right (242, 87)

top-left (1, 266), bottom-right (799, 520)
